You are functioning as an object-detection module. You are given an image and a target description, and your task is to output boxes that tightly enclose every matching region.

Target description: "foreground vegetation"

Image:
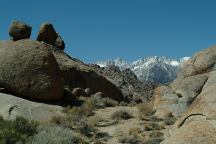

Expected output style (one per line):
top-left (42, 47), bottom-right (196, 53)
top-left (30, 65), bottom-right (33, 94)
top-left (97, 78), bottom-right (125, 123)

top-left (0, 94), bottom-right (177, 144)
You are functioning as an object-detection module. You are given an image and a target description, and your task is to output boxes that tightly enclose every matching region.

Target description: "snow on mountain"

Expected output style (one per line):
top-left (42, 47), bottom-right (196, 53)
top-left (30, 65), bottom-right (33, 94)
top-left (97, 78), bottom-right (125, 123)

top-left (95, 56), bottom-right (190, 84)
top-left (96, 57), bottom-right (128, 69)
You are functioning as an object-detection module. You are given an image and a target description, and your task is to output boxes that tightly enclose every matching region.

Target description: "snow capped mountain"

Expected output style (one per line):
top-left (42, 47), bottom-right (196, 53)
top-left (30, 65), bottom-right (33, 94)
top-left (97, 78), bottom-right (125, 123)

top-left (95, 56), bottom-right (190, 84)
top-left (96, 57), bottom-right (128, 68)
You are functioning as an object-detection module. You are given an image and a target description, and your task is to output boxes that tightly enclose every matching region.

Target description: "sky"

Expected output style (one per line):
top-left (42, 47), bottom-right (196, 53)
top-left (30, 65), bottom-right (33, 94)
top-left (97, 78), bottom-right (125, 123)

top-left (1, 0), bottom-right (216, 62)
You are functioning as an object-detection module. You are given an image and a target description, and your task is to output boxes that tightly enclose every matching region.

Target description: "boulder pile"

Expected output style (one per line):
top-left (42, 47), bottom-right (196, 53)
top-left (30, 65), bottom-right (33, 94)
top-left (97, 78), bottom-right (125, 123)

top-left (0, 20), bottom-right (124, 102)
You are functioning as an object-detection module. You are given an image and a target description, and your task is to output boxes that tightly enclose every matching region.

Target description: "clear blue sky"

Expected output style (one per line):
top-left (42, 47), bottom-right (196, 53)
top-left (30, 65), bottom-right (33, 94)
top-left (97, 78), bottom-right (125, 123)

top-left (1, 0), bottom-right (216, 62)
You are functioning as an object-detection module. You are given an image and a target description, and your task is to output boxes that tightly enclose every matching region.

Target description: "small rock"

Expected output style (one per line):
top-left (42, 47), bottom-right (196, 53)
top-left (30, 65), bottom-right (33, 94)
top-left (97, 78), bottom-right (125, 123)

top-left (63, 88), bottom-right (75, 102)
top-left (9, 21), bottom-right (32, 41)
top-left (37, 23), bottom-right (58, 45)
top-left (72, 88), bottom-right (83, 97)
top-left (94, 92), bottom-right (104, 97)
top-left (84, 88), bottom-right (91, 97)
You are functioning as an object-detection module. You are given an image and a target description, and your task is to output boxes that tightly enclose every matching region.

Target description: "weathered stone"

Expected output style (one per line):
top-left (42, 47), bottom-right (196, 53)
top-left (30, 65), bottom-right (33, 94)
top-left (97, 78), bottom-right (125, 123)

top-left (162, 119), bottom-right (216, 144)
top-left (84, 88), bottom-right (91, 96)
top-left (46, 45), bottom-right (124, 101)
top-left (157, 45), bottom-right (216, 143)
top-left (0, 40), bottom-right (64, 101)
top-left (72, 88), bottom-right (83, 97)
top-left (9, 21), bottom-right (32, 40)
top-left (37, 23), bottom-right (58, 45)
top-left (0, 93), bottom-right (64, 122)
top-left (94, 92), bottom-right (104, 97)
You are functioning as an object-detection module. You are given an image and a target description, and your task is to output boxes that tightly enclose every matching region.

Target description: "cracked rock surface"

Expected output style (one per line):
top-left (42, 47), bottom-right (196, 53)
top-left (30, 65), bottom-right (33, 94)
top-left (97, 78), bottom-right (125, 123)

top-left (0, 93), bottom-right (64, 122)
top-left (154, 45), bottom-right (216, 144)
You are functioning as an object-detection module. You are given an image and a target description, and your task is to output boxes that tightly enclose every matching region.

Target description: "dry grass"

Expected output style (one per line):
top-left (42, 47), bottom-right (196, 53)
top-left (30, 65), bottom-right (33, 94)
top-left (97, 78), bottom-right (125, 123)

top-left (0, 117), bottom-right (38, 144)
top-left (129, 127), bottom-right (142, 137)
top-left (137, 102), bottom-right (157, 120)
top-left (163, 116), bottom-right (177, 125)
top-left (149, 131), bottom-right (164, 138)
top-left (144, 137), bottom-right (164, 144)
top-left (51, 95), bottom-right (119, 140)
top-left (144, 122), bottom-right (165, 131)
top-left (119, 135), bottom-right (142, 144)
top-left (111, 109), bottom-right (133, 120)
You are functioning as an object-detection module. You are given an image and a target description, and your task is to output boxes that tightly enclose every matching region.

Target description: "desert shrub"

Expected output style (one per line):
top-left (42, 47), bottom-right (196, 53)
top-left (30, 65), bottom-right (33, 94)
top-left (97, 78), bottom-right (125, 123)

top-left (51, 114), bottom-right (97, 138)
top-left (94, 131), bottom-right (110, 140)
top-left (52, 103), bottom-right (98, 138)
top-left (76, 120), bottom-right (96, 137)
top-left (119, 101), bottom-right (128, 106)
top-left (50, 116), bottom-right (65, 125)
top-left (137, 102), bottom-right (157, 120)
top-left (129, 127), bottom-right (142, 136)
top-left (32, 125), bottom-right (86, 144)
top-left (149, 131), bottom-right (164, 138)
top-left (102, 97), bottom-right (118, 107)
top-left (53, 95), bottom-right (118, 139)
top-left (137, 102), bottom-right (154, 114)
top-left (111, 109), bottom-right (133, 120)
top-left (144, 138), bottom-right (164, 144)
top-left (164, 117), bottom-right (176, 125)
top-left (119, 135), bottom-right (141, 144)
top-left (70, 105), bottom-right (94, 117)
top-left (84, 95), bottom-right (118, 109)
top-left (0, 117), bottom-right (38, 144)
top-left (144, 122), bottom-right (164, 131)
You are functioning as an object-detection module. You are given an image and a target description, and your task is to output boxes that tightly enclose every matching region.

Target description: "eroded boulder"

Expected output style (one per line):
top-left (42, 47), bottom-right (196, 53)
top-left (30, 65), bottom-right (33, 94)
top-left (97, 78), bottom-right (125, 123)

top-left (9, 21), bottom-right (32, 41)
top-left (37, 23), bottom-right (58, 45)
top-left (0, 40), bottom-right (64, 101)
top-left (37, 23), bottom-right (65, 50)
top-left (156, 46), bottom-right (216, 143)
top-left (0, 93), bottom-right (64, 122)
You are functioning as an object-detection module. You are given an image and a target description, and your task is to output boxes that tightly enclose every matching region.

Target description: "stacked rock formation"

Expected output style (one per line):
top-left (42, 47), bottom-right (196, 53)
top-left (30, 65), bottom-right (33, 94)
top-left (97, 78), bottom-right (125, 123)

top-left (0, 20), bottom-right (124, 103)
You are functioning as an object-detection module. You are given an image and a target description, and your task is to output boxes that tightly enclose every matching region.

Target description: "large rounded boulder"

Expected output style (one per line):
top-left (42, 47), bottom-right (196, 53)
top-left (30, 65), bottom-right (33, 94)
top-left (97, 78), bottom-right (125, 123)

top-left (9, 21), bottom-right (32, 41)
top-left (0, 39), bottom-right (64, 101)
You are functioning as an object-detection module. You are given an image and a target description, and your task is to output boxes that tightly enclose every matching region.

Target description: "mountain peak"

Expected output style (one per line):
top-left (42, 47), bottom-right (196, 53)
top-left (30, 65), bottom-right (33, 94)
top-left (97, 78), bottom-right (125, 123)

top-left (96, 56), bottom-right (190, 84)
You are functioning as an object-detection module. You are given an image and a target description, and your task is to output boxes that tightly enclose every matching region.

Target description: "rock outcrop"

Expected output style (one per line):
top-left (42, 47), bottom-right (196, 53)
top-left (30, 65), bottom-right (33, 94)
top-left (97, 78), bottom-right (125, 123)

top-left (90, 65), bottom-right (155, 103)
top-left (0, 92), bottom-right (64, 122)
top-left (162, 118), bottom-right (216, 144)
top-left (0, 40), bottom-right (64, 101)
top-left (154, 45), bottom-right (216, 143)
top-left (46, 46), bottom-right (124, 101)
top-left (9, 21), bottom-right (32, 40)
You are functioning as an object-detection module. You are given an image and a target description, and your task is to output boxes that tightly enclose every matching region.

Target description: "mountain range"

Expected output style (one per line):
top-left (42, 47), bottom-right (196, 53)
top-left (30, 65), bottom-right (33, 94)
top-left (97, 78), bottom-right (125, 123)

top-left (96, 56), bottom-right (190, 84)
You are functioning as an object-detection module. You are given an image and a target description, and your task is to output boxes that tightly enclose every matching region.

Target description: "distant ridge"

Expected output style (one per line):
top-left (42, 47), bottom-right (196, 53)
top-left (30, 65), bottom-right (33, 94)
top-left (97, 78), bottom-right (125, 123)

top-left (96, 56), bottom-right (190, 84)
